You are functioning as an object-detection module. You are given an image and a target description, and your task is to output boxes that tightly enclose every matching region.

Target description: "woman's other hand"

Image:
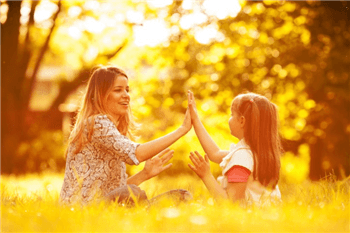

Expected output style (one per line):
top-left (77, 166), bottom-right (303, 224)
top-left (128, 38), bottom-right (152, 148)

top-left (188, 151), bottom-right (211, 179)
top-left (188, 90), bottom-right (200, 124)
top-left (143, 148), bottom-right (173, 179)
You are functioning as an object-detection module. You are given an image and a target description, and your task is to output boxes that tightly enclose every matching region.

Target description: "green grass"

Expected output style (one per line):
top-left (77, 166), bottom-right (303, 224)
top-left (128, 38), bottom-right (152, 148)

top-left (1, 173), bottom-right (349, 232)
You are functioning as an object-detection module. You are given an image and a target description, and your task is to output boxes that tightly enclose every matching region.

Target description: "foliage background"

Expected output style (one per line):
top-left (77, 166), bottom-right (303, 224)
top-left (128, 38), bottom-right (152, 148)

top-left (1, 1), bottom-right (350, 232)
top-left (1, 0), bottom-right (349, 183)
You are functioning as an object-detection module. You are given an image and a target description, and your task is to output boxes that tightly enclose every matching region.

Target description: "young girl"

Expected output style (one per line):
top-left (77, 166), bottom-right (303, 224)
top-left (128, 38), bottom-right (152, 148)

top-left (187, 90), bottom-right (282, 205)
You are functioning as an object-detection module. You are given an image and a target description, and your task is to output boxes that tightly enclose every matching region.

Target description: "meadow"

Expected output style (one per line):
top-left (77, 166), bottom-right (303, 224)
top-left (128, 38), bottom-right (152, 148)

top-left (1, 172), bottom-right (349, 232)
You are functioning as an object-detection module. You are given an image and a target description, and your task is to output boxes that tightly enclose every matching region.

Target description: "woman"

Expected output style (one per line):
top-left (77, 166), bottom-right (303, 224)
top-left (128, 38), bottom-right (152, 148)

top-left (59, 65), bottom-right (192, 205)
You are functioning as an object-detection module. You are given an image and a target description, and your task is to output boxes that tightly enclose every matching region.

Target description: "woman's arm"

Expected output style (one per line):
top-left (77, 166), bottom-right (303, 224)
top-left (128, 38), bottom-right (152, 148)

top-left (128, 148), bottom-right (173, 186)
top-left (126, 170), bottom-right (149, 186)
top-left (135, 109), bottom-right (191, 162)
top-left (188, 91), bottom-right (229, 164)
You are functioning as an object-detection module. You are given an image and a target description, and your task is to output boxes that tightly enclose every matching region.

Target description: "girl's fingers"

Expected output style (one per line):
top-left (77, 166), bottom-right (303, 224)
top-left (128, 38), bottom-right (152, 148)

top-left (190, 152), bottom-right (200, 164)
top-left (188, 163), bottom-right (197, 172)
top-left (189, 153), bottom-right (200, 167)
top-left (194, 151), bottom-right (204, 162)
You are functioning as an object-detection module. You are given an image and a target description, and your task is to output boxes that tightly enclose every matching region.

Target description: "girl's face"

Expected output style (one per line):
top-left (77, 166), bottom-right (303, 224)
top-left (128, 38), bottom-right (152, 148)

top-left (106, 76), bottom-right (130, 119)
top-left (228, 102), bottom-right (244, 140)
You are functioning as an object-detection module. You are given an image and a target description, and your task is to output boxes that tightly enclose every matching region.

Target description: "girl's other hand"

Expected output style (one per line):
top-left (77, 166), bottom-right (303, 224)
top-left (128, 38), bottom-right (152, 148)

top-left (188, 151), bottom-right (211, 179)
top-left (143, 148), bottom-right (173, 179)
top-left (188, 90), bottom-right (200, 124)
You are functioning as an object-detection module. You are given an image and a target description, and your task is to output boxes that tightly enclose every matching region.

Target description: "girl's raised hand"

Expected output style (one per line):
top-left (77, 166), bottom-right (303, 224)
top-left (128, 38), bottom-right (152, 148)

top-left (143, 148), bottom-right (173, 179)
top-left (187, 90), bottom-right (199, 124)
top-left (188, 151), bottom-right (211, 179)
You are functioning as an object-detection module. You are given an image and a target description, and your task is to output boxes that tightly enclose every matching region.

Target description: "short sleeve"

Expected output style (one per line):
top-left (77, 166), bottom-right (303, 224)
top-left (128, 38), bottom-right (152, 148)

top-left (226, 166), bottom-right (251, 183)
top-left (223, 149), bottom-right (253, 175)
top-left (93, 115), bottom-right (140, 165)
top-left (229, 143), bottom-right (236, 151)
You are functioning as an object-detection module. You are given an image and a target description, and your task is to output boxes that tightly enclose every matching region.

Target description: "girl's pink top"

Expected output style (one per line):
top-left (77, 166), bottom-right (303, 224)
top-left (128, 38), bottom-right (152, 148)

top-left (217, 139), bottom-right (281, 205)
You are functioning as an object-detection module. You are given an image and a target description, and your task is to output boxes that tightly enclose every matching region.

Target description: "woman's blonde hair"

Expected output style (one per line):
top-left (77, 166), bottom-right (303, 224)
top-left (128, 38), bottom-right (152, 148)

top-left (233, 93), bottom-right (282, 188)
top-left (67, 65), bottom-right (138, 156)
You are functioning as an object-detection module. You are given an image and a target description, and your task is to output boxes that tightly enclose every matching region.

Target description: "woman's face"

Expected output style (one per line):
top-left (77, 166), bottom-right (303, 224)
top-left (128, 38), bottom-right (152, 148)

top-left (106, 75), bottom-right (130, 119)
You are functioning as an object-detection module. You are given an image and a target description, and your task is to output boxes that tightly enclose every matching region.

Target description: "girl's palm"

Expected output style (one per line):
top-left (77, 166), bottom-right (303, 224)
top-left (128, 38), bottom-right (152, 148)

top-left (188, 151), bottom-right (211, 179)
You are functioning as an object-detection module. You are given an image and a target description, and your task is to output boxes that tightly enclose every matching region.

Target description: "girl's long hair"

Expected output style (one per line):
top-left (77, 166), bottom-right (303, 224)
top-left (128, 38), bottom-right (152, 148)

top-left (233, 93), bottom-right (282, 188)
top-left (66, 65), bottom-right (138, 156)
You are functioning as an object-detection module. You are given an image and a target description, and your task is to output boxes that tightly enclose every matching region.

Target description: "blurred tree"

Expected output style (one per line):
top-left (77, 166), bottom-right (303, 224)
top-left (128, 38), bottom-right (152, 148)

top-left (1, 0), bottom-right (132, 174)
top-left (299, 1), bottom-right (350, 180)
top-left (2, 0), bottom-right (348, 180)
top-left (2, 0), bottom-right (62, 173)
top-left (137, 0), bottom-right (349, 180)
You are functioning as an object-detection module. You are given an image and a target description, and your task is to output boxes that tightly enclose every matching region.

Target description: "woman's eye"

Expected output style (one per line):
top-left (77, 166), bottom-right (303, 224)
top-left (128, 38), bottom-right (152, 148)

top-left (114, 88), bottom-right (129, 93)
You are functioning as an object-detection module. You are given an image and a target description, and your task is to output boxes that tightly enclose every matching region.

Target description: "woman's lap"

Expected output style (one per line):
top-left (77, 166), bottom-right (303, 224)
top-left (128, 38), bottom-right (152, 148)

top-left (105, 185), bottom-right (192, 207)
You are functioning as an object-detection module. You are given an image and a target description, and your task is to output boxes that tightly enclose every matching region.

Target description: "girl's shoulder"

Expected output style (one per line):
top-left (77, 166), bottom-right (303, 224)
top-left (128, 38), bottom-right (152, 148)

top-left (222, 146), bottom-right (254, 174)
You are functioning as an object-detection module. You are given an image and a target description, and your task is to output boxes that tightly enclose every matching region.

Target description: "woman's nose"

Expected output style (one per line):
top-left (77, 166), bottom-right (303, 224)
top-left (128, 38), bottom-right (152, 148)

top-left (122, 90), bottom-right (130, 97)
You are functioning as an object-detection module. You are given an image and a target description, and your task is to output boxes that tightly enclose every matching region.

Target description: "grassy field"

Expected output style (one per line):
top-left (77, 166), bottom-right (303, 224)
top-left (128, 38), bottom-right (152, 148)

top-left (1, 173), bottom-right (349, 232)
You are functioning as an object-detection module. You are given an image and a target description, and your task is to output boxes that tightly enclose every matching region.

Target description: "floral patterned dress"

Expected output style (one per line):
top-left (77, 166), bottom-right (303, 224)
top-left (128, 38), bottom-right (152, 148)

top-left (59, 115), bottom-right (140, 204)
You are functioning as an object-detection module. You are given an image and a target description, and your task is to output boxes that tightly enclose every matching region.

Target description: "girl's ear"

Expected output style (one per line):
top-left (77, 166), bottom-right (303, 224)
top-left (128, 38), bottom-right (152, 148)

top-left (240, 116), bottom-right (246, 128)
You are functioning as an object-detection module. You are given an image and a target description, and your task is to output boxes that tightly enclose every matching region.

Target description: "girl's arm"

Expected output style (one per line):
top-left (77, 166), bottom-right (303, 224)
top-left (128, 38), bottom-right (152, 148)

top-left (189, 151), bottom-right (247, 202)
top-left (128, 148), bottom-right (173, 186)
top-left (188, 151), bottom-right (228, 199)
top-left (188, 91), bottom-right (229, 164)
top-left (135, 109), bottom-right (191, 162)
top-left (226, 182), bottom-right (247, 201)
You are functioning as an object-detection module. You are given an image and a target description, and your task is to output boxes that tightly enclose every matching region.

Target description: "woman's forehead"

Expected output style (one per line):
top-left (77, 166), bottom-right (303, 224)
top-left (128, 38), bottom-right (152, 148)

top-left (113, 75), bottom-right (128, 86)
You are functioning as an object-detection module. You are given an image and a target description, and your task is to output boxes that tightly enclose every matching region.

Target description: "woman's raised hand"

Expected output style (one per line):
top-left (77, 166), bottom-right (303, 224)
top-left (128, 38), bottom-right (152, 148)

top-left (183, 108), bottom-right (192, 132)
top-left (143, 148), bottom-right (173, 179)
top-left (179, 94), bottom-right (192, 135)
top-left (187, 90), bottom-right (200, 124)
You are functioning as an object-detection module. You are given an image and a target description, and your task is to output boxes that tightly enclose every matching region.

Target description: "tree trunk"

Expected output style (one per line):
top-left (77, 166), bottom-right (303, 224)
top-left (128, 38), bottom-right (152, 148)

top-left (1, 1), bottom-right (23, 173)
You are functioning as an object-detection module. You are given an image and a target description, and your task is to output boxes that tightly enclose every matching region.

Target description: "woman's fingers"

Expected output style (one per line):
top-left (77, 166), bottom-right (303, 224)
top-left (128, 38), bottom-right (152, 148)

top-left (161, 163), bottom-right (172, 172)
top-left (155, 148), bottom-right (171, 159)
top-left (204, 154), bottom-right (209, 163)
top-left (161, 151), bottom-right (173, 164)
top-left (187, 90), bottom-right (194, 106)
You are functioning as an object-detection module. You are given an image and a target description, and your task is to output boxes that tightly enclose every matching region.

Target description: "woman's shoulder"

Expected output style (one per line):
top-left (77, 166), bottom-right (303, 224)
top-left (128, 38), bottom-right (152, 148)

top-left (90, 114), bottom-right (113, 126)
top-left (91, 114), bottom-right (123, 136)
